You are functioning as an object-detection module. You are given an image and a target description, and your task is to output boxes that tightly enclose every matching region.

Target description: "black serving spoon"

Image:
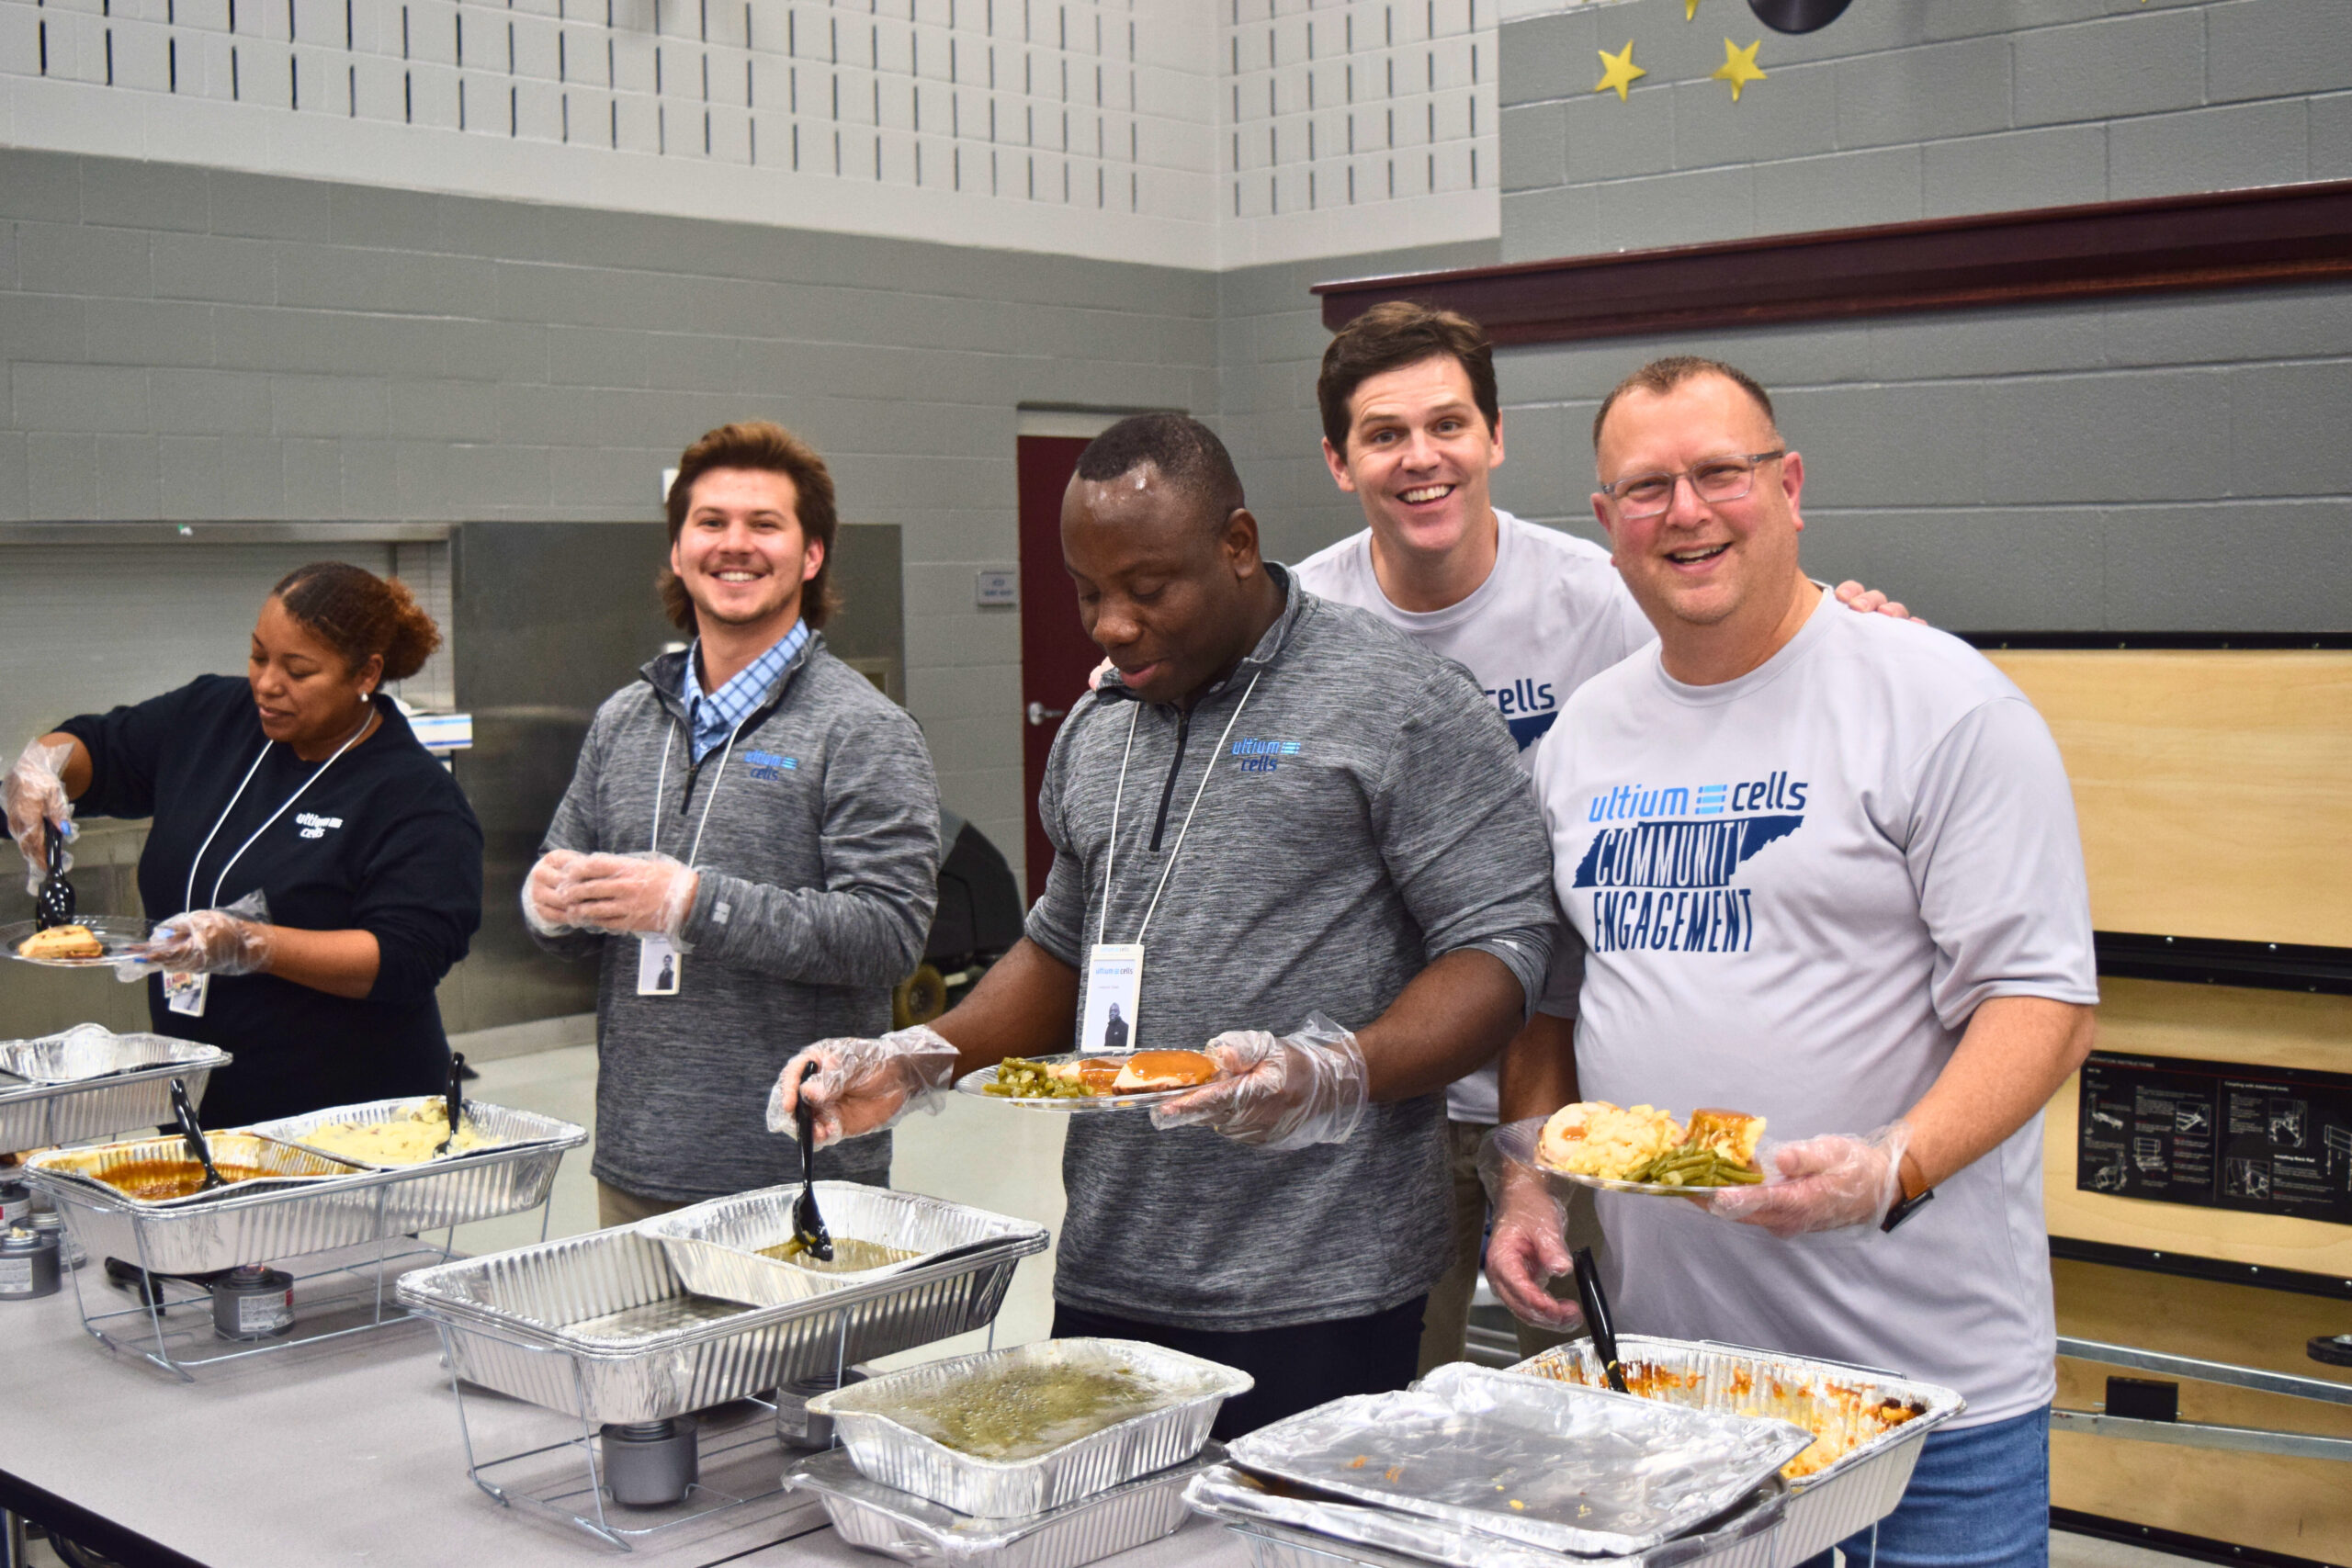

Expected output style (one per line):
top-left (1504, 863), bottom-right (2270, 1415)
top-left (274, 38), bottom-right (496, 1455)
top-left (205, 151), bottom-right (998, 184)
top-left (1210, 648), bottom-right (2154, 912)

top-left (434, 1051), bottom-right (468, 1156)
top-left (791, 1060), bottom-right (834, 1263)
top-left (1572, 1245), bottom-right (1628, 1394)
top-left (34, 818), bottom-right (75, 932)
top-left (169, 1077), bottom-right (227, 1192)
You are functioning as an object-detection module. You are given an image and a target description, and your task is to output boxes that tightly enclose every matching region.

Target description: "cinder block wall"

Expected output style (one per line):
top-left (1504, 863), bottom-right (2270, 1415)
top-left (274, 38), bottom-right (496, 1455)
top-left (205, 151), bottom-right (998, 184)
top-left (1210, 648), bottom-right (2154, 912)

top-left (1490, 0), bottom-right (2351, 630)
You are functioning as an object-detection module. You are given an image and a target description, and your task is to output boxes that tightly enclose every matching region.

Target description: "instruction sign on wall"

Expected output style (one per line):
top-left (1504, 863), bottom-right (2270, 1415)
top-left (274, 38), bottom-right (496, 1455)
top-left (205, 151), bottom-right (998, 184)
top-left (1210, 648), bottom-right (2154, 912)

top-left (2077, 1052), bottom-right (2352, 1226)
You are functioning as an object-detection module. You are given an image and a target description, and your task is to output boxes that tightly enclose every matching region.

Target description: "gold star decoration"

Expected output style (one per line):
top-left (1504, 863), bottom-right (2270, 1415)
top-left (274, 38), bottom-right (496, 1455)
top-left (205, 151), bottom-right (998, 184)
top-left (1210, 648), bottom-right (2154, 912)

top-left (1594, 41), bottom-right (1647, 102)
top-left (1712, 38), bottom-right (1767, 101)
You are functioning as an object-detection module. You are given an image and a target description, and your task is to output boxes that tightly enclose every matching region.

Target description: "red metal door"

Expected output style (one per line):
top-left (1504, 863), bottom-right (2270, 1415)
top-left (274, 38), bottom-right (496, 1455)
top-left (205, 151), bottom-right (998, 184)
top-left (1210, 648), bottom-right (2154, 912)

top-left (1017, 435), bottom-right (1102, 905)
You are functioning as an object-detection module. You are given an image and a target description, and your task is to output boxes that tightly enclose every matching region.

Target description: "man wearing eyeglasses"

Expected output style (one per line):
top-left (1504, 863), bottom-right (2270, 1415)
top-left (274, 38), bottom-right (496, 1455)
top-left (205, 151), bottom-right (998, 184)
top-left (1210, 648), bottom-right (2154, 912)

top-left (1488, 355), bottom-right (2099, 1567)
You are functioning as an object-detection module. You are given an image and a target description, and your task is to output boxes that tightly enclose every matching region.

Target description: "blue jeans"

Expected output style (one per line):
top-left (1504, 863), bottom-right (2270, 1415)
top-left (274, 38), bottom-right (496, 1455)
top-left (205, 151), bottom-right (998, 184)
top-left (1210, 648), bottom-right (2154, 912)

top-left (1798, 1405), bottom-right (2049, 1568)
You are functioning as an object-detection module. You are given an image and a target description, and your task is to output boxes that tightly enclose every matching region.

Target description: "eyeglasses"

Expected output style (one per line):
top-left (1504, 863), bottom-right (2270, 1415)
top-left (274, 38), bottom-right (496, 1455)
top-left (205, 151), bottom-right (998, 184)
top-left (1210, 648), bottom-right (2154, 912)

top-left (1599, 451), bottom-right (1786, 520)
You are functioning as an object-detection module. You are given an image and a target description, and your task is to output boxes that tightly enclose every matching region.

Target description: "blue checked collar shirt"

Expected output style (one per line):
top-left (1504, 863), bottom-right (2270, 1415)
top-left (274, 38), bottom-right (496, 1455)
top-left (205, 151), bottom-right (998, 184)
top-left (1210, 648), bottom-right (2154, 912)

top-left (682, 620), bottom-right (808, 762)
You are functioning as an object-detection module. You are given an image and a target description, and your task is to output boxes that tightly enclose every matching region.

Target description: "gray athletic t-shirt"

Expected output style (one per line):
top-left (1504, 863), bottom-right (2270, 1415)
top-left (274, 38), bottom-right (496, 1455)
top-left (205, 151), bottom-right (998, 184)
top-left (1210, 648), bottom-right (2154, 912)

top-left (1295, 511), bottom-right (1653, 1122)
top-left (1531, 592), bottom-right (2098, 1425)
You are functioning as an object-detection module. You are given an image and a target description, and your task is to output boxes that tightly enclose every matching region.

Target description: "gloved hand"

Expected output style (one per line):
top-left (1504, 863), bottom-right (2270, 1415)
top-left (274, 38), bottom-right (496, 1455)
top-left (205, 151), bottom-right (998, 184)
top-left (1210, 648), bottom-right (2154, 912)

top-left (768, 1025), bottom-right (961, 1148)
top-left (560, 851), bottom-right (698, 943)
top-left (5, 739), bottom-right (75, 897)
top-left (120, 891), bottom-right (274, 978)
top-left (521, 848), bottom-right (586, 938)
top-left (1148, 1013), bottom-right (1368, 1150)
top-left (1476, 1119), bottom-right (1587, 1331)
top-left (1707, 1122), bottom-right (1912, 1237)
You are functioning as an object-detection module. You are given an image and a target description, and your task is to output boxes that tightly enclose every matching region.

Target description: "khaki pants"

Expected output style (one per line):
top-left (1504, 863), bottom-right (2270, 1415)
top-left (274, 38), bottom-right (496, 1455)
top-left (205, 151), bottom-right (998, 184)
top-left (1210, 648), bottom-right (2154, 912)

top-left (597, 1179), bottom-right (691, 1228)
top-left (1415, 1121), bottom-right (1602, 1375)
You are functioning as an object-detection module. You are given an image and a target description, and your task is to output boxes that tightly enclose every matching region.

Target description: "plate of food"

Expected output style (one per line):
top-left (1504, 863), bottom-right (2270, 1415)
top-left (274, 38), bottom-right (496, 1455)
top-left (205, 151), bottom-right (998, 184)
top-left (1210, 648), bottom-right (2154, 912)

top-left (1511, 1100), bottom-right (1770, 1195)
top-left (1, 917), bottom-right (152, 968)
top-left (956, 1050), bottom-right (1226, 1111)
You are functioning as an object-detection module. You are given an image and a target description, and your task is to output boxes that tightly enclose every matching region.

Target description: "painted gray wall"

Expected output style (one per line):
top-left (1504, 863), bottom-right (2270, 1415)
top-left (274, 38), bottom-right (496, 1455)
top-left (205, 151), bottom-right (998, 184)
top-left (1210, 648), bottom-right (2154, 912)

top-left (1495, 0), bottom-right (2352, 631)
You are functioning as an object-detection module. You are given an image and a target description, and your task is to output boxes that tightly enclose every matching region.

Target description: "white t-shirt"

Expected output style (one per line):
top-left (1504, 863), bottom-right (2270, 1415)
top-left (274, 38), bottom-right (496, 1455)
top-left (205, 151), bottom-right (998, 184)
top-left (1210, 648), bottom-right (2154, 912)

top-left (1295, 511), bottom-right (1654, 1123)
top-left (1531, 592), bottom-right (2098, 1425)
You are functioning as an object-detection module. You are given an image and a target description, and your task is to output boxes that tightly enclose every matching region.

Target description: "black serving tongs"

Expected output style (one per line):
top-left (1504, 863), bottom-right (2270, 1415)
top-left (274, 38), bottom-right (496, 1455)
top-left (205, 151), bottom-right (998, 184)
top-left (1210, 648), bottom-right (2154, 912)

top-left (169, 1076), bottom-right (227, 1192)
top-left (791, 1060), bottom-right (834, 1263)
top-left (1572, 1245), bottom-right (1628, 1394)
top-left (34, 819), bottom-right (75, 931)
top-left (434, 1051), bottom-right (467, 1156)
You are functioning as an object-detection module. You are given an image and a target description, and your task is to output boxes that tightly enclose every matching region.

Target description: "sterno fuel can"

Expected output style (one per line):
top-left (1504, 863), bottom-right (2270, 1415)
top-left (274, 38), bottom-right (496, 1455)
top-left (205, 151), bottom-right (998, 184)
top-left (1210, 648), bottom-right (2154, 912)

top-left (0, 1225), bottom-right (60, 1300)
top-left (211, 1264), bottom-right (294, 1339)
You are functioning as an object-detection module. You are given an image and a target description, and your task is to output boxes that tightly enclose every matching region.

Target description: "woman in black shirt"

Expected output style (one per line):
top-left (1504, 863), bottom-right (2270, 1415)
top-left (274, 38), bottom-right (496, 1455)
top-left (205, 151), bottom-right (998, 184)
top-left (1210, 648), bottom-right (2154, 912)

top-left (3, 563), bottom-right (482, 1125)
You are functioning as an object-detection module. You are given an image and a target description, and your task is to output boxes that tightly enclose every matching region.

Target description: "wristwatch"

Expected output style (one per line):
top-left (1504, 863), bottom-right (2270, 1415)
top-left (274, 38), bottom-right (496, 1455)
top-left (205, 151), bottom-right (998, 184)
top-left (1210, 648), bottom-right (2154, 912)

top-left (1880, 1186), bottom-right (1934, 1232)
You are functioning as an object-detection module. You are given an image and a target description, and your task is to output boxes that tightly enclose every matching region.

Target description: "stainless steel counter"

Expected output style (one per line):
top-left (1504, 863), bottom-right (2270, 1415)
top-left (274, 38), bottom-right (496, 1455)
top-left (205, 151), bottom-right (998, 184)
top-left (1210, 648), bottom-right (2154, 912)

top-left (0, 1264), bottom-right (1251, 1568)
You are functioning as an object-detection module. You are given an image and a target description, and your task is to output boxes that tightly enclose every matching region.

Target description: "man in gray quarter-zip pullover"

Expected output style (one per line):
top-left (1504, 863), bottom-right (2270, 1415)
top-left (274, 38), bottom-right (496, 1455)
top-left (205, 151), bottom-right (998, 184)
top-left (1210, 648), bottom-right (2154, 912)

top-left (774, 414), bottom-right (1557, 1437)
top-left (526, 422), bottom-right (940, 1224)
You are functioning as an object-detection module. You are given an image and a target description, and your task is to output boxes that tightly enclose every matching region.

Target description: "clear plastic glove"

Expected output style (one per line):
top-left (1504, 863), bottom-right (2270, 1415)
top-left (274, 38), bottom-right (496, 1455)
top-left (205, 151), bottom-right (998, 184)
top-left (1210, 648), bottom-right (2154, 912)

top-left (5, 738), bottom-right (76, 897)
top-left (1148, 1013), bottom-right (1368, 1151)
top-left (1707, 1122), bottom-right (1912, 1237)
top-left (560, 851), bottom-right (698, 943)
top-left (120, 891), bottom-right (274, 979)
top-left (1477, 1119), bottom-right (1587, 1332)
top-left (521, 847), bottom-right (586, 938)
top-left (767, 1024), bottom-right (960, 1148)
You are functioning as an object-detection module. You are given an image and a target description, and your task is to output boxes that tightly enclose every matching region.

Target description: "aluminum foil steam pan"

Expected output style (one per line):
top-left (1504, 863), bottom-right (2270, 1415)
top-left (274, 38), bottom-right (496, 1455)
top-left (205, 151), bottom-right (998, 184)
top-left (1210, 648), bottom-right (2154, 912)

top-left (1188, 1464), bottom-right (1791, 1568)
top-left (641, 1181), bottom-right (1048, 1306)
top-left (248, 1098), bottom-right (583, 1229)
top-left (0, 1027), bottom-right (227, 1156)
top-left (787, 1441), bottom-right (1227, 1566)
top-left (23, 1134), bottom-right (369, 1274)
top-left (1509, 1337), bottom-right (1964, 1562)
top-left (397, 1221), bottom-right (1032, 1426)
top-left (806, 1338), bottom-right (1253, 1518)
top-left (1225, 1363), bottom-right (1811, 1558)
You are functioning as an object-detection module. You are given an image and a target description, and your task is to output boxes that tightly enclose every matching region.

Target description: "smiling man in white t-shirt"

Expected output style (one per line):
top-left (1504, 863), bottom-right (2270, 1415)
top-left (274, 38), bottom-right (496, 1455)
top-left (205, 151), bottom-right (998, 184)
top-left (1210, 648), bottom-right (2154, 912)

top-left (1491, 356), bottom-right (2098, 1566)
top-left (1293, 302), bottom-right (1911, 1373)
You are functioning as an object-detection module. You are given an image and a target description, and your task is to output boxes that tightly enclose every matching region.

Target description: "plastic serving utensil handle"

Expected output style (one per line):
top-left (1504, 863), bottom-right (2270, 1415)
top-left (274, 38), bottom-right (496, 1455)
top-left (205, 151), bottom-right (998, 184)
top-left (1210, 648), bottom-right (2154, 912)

top-left (169, 1076), bottom-right (225, 1190)
top-left (436, 1051), bottom-right (466, 1155)
top-left (1572, 1245), bottom-right (1627, 1393)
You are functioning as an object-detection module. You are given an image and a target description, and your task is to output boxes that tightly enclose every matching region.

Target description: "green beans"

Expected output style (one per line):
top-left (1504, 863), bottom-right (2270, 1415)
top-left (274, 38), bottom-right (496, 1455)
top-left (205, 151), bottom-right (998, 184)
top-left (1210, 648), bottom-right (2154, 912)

top-left (1624, 1144), bottom-right (1764, 1188)
top-left (985, 1058), bottom-right (1091, 1099)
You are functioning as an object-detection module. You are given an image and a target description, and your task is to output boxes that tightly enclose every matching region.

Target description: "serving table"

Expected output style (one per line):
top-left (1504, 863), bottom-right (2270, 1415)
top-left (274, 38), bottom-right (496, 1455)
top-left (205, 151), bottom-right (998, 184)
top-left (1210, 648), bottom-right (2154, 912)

top-left (0, 1258), bottom-right (1250, 1568)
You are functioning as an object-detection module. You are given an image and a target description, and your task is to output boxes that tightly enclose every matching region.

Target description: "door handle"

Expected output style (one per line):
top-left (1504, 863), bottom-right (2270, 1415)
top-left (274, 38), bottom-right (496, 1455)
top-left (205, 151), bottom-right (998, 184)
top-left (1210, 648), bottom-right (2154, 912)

top-left (1026, 701), bottom-right (1068, 727)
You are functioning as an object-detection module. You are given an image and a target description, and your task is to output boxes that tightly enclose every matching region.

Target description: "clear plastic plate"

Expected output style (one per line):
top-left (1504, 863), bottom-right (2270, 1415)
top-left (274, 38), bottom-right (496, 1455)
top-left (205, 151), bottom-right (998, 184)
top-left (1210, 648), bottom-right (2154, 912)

top-left (954, 1053), bottom-right (1227, 1113)
top-left (2, 916), bottom-right (151, 968)
top-left (1489, 1118), bottom-right (1763, 1199)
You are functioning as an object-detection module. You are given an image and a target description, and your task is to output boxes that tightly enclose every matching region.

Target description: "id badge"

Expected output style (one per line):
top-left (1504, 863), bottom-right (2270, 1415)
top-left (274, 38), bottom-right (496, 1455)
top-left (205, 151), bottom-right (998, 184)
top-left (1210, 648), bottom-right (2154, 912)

top-left (637, 936), bottom-right (681, 997)
top-left (1081, 943), bottom-right (1143, 1055)
top-left (164, 971), bottom-right (209, 1018)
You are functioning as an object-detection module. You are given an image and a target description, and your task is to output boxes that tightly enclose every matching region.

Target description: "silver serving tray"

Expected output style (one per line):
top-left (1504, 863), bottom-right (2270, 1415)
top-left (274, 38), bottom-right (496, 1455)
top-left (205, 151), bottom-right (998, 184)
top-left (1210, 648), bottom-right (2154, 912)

top-left (1188, 1465), bottom-right (1792, 1568)
top-left (1509, 1337), bottom-right (1965, 1562)
top-left (0, 1027), bottom-right (227, 1156)
top-left (806, 1337), bottom-right (1252, 1518)
top-left (1, 916), bottom-right (151, 968)
top-left (248, 1098), bottom-right (583, 1231)
top-left (954, 1053), bottom-right (1228, 1112)
top-left (398, 1220), bottom-right (1035, 1426)
top-left (787, 1441), bottom-right (1227, 1566)
top-left (1226, 1363), bottom-right (1811, 1558)
top-left (642, 1182), bottom-right (1048, 1306)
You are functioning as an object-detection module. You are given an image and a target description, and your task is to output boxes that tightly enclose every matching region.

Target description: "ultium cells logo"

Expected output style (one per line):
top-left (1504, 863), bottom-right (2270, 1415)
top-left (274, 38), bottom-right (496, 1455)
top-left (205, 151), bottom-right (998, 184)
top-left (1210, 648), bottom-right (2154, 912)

top-left (1573, 773), bottom-right (1807, 954)
top-left (1230, 738), bottom-right (1302, 773)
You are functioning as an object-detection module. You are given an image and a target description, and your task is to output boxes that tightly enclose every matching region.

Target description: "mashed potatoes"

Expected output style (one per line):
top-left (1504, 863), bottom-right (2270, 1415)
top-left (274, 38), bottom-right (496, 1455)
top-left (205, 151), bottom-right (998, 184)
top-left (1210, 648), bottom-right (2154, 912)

top-left (1535, 1101), bottom-right (1685, 1179)
top-left (297, 1101), bottom-right (495, 1165)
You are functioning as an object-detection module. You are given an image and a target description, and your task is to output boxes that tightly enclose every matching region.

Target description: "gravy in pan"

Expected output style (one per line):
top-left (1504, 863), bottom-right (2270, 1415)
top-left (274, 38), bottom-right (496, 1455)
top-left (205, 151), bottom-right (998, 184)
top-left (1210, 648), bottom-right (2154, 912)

top-left (757, 1235), bottom-right (922, 1273)
top-left (96, 1160), bottom-right (270, 1201)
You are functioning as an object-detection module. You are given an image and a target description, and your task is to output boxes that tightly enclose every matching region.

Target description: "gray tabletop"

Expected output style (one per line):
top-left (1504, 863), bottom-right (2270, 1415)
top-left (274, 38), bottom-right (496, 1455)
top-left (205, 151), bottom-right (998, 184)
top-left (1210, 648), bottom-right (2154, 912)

top-left (0, 1266), bottom-right (1255, 1568)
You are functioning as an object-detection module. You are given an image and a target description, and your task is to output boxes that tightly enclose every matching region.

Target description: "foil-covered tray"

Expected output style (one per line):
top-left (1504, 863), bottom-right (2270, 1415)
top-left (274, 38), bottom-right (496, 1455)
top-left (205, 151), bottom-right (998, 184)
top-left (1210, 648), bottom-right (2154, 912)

top-left (1188, 1464), bottom-right (1791, 1568)
top-left (1510, 1337), bottom-right (1965, 1562)
top-left (1225, 1363), bottom-right (1811, 1558)
top-left (397, 1220), bottom-right (1033, 1426)
top-left (0, 1027), bottom-right (227, 1156)
top-left (1, 916), bottom-right (151, 968)
top-left (806, 1338), bottom-right (1253, 1518)
top-left (954, 1053), bottom-right (1227, 1113)
top-left (642, 1182), bottom-right (1047, 1307)
top-left (787, 1441), bottom-right (1227, 1566)
top-left (247, 1098), bottom-right (583, 1229)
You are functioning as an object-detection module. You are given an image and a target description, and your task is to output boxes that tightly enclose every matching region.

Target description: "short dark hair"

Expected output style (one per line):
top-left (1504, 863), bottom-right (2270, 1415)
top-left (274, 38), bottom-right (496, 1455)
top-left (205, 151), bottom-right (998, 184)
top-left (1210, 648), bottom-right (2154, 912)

top-left (660, 421), bottom-right (840, 633)
top-left (272, 562), bottom-right (442, 681)
top-left (1591, 356), bottom-right (1779, 451)
top-left (1073, 413), bottom-right (1246, 527)
top-left (1317, 301), bottom-right (1500, 455)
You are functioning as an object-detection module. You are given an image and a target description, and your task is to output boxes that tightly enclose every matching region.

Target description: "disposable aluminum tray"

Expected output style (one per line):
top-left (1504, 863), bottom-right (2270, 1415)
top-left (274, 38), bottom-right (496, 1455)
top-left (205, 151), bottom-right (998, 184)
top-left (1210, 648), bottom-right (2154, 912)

top-left (0, 1026), bottom-right (228, 1156)
top-left (1188, 1465), bottom-right (1791, 1568)
top-left (1225, 1363), bottom-right (1811, 1559)
top-left (396, 1221), bottom-right (1032, 1426)
top-left (787, 1441), bottom-right (1227, 1567)
top-left (247, 1098), bottom-right (584, 1229)
top-left (805, 1338), bottom-right (1252, 1519)
top-left (641, 1181), bottom-right (1048, 1306)
top-left (1509, 1337), bottom-right (1966, 1563)
top-left (23, 1134), bottom-right (372, 1273)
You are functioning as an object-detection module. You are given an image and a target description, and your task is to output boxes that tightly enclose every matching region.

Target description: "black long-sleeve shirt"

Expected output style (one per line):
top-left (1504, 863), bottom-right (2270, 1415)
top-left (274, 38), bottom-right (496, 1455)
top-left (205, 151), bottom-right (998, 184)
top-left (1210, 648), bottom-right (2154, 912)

top-left (59, 675), bottom-right (482, 1125)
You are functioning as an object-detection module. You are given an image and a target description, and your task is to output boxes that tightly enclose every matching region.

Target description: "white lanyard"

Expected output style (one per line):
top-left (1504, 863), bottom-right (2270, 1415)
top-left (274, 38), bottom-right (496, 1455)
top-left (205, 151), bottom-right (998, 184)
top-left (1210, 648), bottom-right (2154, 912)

top-left (1094, 670), bottom-right (1261, 949)
top-left (649, 717), bottom-right (745, 870)
top-left (181, 711), bottom-right (373, 915)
